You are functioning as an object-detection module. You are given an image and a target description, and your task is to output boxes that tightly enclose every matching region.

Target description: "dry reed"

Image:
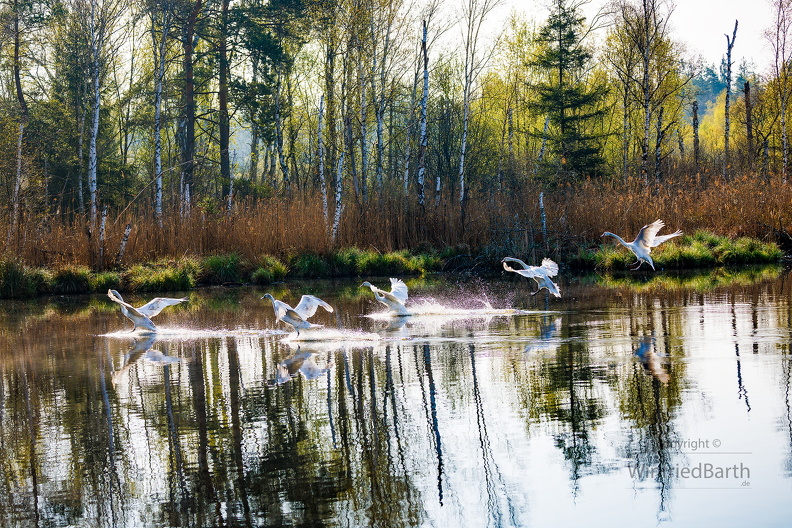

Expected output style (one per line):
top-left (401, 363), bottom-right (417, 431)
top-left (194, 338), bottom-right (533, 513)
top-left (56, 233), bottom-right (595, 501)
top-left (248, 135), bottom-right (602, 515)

top-left (4, 173), bottom-right (791, 270)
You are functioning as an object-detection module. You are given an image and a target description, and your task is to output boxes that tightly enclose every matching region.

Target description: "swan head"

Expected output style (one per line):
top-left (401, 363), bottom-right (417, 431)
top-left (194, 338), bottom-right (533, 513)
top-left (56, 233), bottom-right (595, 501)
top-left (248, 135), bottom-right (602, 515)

top-left (261, 293), bottom-right (275, 302)
top-left (360, 281), bottom-right (372, 288)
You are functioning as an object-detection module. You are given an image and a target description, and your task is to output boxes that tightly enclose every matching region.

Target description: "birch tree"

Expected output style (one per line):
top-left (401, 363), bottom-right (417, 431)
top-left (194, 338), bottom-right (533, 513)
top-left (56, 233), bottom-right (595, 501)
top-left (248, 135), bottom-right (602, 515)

top-left (147, 0), bottom-right (175, 223)
top-left (74, 0), bottom-right (127, 231)
top-left (768, 0), bottom-right (792, 182)
top-left (458, 0), bottom-right (501, 213)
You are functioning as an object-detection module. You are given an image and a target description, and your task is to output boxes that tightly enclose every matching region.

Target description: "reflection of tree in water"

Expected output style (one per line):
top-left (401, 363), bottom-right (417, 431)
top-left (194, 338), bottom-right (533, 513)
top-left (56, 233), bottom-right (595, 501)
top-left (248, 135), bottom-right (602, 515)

top-left (522, 314), bottom-right (610, 489)
top-left (616, 300), bottom-right (686, 519)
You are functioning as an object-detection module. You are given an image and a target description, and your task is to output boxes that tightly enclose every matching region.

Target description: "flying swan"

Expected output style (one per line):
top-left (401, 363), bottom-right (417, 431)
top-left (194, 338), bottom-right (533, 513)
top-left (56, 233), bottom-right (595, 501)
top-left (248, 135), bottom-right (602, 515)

top-left (360, 278), bottom-right (410, 315)
top-left (261, 293), bottom-right (334, 335)
top-left (502, 257), bottom-right (561, 298)
top-left (601, 219), bottom-right (682, 270)
top-left (107, 289), bottom-right (189, 332)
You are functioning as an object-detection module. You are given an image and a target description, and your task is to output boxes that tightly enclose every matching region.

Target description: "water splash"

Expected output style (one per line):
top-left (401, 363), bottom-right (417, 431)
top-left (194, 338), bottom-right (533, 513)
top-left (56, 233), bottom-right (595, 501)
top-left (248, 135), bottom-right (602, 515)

top-left (101, 327), bottom-right (288, 339)
top-left (281, 327), bottom-right (381, 343)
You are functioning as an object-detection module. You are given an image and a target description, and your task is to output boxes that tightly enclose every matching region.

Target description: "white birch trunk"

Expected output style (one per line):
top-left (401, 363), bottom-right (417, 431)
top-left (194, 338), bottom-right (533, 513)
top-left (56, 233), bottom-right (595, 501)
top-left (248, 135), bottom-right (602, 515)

top-left (417, 20), bottom-right (429, 207)
top-left (359, 55), bottom-right (369, 203)
top-left (274, 68), bottom-right (290, 191)
top-left (152, 7), bottom-right (172, 224)
top-left (115, 222), bottom-right (132, 268)
top-left (8, 122), bottom-right (24, 246)
top-left (88, 51), bottom-right (101, 230)
top-left (318, 95), bottom-right (329, 228)
top-left (332, 152), bottom-right (345, 243)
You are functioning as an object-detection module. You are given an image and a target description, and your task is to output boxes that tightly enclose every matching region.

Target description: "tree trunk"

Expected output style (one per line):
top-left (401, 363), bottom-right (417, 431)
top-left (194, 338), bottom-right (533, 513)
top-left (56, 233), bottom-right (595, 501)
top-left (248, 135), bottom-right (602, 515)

top-left (723, 20), bottom-right (737, 180)
top-left (88, 44), bottom-right (101, 231)
top-left (318, 95), bottom-right (329, 228)
top-left (274, 67), bottom-right (290, 192)
top-left (692, 100), bottom-right (700, 170)
top-left (417, 20), bottom-right (429, 208)
top-left (744, 81), bottom-right (754, 170)
top-left (178, 0), bottom-right (203, 205)
top-left (219, 0), bottom-right (232, 199)
top-left (654, 106), bottom-right (664, 182)
top-left (152, 4), bottom-right (172, 224)
top-left (332, 152), bottom-right (345, 243)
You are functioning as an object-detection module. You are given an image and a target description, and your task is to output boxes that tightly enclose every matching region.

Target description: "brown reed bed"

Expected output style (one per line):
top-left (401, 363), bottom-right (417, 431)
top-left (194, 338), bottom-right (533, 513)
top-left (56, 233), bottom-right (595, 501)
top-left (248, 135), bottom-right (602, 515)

top-left (3, 173), bottom-right (791, 271)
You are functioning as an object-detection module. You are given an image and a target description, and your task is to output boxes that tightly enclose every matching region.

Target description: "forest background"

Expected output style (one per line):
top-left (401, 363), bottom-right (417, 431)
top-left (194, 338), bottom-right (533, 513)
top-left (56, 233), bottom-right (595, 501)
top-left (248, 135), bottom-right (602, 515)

top-left (2, 0), bottom-right (792, 271)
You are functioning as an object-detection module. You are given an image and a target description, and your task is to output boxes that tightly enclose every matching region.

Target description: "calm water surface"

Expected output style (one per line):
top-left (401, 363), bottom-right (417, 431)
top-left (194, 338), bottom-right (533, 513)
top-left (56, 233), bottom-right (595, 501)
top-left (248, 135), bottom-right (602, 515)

top-left (1, 270), bottom-right (792, 527)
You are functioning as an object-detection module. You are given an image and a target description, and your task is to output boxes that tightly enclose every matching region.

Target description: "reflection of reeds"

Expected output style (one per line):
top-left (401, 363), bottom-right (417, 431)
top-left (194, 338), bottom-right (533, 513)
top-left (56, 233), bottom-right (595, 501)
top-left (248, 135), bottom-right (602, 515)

top-left (595, 265), bottom-right (783, 292)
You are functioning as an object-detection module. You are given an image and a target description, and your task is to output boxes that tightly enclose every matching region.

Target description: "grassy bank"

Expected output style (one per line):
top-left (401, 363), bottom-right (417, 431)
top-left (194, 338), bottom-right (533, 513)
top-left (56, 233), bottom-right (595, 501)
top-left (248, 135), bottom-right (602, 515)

top-left (0, 230), bottom-right (785, 299)
top-left (572, 231), bottom-right (784, 271)
top-left (0, 248), bottom-right (445, 299)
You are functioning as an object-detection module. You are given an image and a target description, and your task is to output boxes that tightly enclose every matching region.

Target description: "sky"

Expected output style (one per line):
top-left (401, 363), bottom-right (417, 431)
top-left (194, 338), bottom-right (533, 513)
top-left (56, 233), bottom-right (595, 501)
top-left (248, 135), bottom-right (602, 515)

top-left (497, 0), bottom-right (776, 73)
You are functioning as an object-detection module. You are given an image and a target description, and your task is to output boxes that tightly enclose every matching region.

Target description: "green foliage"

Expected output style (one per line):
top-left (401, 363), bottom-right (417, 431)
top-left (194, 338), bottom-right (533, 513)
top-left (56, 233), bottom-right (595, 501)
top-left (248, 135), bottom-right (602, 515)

top-left (578, 231), bottom-right (782, 270)
top-left (0, 258), bottom-right (47, 298)
top-left (200, 253), bottom-right (250, 284)
top-left (123, 259), bottom-right (199, 292)
top-left (529, 0), bottom-right (609, 178)
top-left (288, 252), bottom-right (331, 278)
top-left (51, 265), bottom-right (92, 294)
top-left (251, 255), bottom-right (288, 285)
top-left (90, 271), bottom-right (122, 292)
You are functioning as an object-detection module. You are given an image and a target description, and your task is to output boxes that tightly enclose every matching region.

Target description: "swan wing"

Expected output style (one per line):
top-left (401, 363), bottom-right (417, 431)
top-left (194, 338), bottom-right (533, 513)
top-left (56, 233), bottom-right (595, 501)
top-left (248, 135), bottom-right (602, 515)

top-left (107, 289), bottom-right (157, 331)
top-left (293, 295), bottom-right (334, 319)
top-left (137, 296), bottom-right (189, 317)
top-left (539, 258), bottom-right (559, 277)
top-left (388, 278), bottom-right (409, 303)
top-left (650, 229), bottom-right (682, 247)
top-left (537, 275), bottom-right (562, 297)
top-left (634, 219), bottom-right (665, 249)
top-left (511, 266), bottom-right (544, 279)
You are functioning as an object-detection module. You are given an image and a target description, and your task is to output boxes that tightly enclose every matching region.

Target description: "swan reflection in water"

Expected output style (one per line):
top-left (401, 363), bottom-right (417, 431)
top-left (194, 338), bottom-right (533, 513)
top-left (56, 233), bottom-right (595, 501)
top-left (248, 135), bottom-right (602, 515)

top-left (267, 345), bottom-right (334, 387)
top-left (524, 316), bottom-right (562, 355)
top-left (113, 335), bottom-right (183, 383)
top-left (633, 335), bottom-right (670, 384)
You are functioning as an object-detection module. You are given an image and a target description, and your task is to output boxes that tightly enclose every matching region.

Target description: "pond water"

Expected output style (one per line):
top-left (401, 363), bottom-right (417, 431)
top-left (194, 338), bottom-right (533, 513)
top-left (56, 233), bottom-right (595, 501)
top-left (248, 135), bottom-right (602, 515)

top-left (1, 269), bottom-right (791, 527)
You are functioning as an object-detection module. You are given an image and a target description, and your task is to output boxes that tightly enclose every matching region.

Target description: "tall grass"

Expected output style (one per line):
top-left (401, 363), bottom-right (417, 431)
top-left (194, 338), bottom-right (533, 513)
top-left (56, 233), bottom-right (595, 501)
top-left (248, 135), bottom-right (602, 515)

top-left (2, 174), bottom-right (791, 270)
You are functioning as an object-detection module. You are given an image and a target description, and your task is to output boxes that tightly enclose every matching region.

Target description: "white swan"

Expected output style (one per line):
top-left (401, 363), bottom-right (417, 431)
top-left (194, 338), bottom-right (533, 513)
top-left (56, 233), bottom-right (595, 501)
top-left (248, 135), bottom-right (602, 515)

top-left (261, 293), bottom-right (334, 335)
top-left (601, 219), bottom-right (682, 270)
top-left (502, 257), bottom-right (561, 298)
top-left (107, 289), bottom-right (188, 332)
top-left (361, 278), bottom-right (410, 315)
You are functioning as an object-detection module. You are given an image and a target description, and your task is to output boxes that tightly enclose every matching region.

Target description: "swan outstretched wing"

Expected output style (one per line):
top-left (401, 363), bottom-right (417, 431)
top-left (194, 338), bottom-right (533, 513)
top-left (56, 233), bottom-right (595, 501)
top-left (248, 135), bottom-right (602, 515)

top-left (634, 219), bottom-right (666, 249)
top-left (270, 299), bottom-right (292, 320)
top-left (388, 278), bottom-right (409, 303)
top-left (107, 289), bottom-right (157, 331)
top-left (108, 289), bottom-right (147, 319)
top-left (137, 296), bottom-right (188, 317)
top-left (293, 295), bottom-right (334, 319)
top-left (651, 229), bottom-right (682, 247)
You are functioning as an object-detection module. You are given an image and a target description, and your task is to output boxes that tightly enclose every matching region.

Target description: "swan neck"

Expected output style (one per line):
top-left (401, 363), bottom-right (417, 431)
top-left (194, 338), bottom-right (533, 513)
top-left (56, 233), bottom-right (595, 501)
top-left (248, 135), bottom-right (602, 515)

top-left (604, 232), bottom-right (629, 247)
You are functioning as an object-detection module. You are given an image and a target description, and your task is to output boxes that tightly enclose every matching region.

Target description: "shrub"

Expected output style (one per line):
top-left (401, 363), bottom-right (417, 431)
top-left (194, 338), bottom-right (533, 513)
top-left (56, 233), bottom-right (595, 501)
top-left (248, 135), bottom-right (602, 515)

top-left (252, 255), bottom-right (288, 285)
top-left (124, 258), bottom-right (198, 292)
top-left (200, 253), bottom-right (249, 284)
top-left (90, 271), bottom-right (122, 291)
top-left (0, 258), bottom-right (43, 298)
top-left (51, 265), bottom-right (92, 294)
top-left (289, 252), bottom-right (330, 278)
